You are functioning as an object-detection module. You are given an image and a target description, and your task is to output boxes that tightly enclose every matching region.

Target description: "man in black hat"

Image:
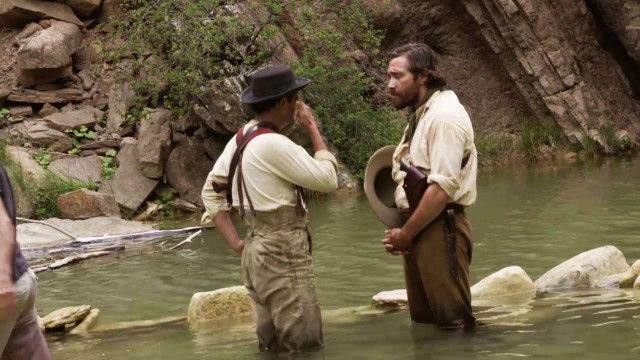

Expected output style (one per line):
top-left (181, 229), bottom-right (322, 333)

top-left (201, 64), bottom-right (338, 351)
top-left (382, 43), bottom-right (478, 329)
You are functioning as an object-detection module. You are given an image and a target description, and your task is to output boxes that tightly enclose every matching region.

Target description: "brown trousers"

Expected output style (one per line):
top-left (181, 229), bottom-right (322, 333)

top-left (242, 207), bottom-right (323, 352)
top-left (403, 211), bottom-right (475, 329)
top-left (0, 270), bottom-right (51, 360)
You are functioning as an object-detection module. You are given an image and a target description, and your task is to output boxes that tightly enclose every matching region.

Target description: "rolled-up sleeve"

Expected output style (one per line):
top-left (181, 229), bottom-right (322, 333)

top-left (200, 139), bottom-right (236, 225)
top-left (426, 118), bottom-right (465, 199)
top-left (268, 140), bottom-right (338, 193)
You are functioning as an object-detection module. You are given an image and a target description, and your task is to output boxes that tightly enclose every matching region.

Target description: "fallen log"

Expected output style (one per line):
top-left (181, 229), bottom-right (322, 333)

top-left (33, 251), bottom-right (115, 273)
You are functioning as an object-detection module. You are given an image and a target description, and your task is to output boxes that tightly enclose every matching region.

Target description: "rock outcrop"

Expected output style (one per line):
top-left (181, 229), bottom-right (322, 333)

top-left (534, 245), bottom-right (630, 292)
top-left (187, 286), bottom-right (254, 324)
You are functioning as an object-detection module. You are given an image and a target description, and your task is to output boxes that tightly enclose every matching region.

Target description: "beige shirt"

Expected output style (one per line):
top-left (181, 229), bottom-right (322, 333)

top-left (201, 120), bottom-right (338, 224)
top-left (392, 90), bottom-right (478, 211)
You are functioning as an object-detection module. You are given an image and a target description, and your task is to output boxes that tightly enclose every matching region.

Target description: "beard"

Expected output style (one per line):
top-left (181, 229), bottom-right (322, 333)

top-left (389, 84), bottom-right (421, 110)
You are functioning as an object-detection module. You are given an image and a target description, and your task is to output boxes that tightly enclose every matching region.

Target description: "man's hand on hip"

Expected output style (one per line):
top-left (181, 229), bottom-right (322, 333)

top-left (0, 275), bottom-right (16, 321)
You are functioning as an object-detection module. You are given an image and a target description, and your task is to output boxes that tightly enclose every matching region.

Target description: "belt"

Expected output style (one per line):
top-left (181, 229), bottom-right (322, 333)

top-left (433, 203), bottom-right (465, 223)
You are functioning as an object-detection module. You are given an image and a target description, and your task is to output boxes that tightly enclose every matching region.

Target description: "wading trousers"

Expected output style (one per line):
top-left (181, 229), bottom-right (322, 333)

top-left (0, 270), bottom-right (51, 360)
top-left (242, 207), bottom-right (323, 352)
top-left (403, 211), bottom-right (476, 329)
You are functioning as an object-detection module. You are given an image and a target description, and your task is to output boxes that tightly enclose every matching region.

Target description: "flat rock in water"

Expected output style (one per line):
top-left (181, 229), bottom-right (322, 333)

top-left (534, 245), bottom-right (630, 292)
top-left (471, 266), bottom-right (536, 299)
top-left (187, 286), bottom-right (254, 324)
top-left (371, 289), bottom-right (408, 310)
top-left (42, 305), bottom-right (91, 330)
top-left (17, 216), bottom-right (155, 248)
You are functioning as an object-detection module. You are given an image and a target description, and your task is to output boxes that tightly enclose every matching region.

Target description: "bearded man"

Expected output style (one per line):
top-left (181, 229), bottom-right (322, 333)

top-left (383, 43), bottom-right (478, 329)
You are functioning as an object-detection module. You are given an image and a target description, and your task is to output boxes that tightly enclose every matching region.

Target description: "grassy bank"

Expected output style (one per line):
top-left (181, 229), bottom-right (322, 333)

top-left (0, 141), bottom-right (97, 219)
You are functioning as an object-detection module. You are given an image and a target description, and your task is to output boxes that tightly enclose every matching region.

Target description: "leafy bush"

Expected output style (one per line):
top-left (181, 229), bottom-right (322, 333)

top-left (114, 0), bottom-right (403, 179)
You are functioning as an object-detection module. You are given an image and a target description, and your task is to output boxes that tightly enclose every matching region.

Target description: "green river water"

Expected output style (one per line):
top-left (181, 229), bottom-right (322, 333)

top-left (36, 157), bottom-right (640, 359)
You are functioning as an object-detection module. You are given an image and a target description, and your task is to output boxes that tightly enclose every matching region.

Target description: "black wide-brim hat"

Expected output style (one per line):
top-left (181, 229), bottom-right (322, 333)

top-left (240, 64), bottom-right (311, 104)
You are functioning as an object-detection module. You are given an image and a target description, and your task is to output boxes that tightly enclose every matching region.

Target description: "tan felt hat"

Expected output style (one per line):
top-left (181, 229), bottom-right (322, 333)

top-left (364, 145), bottom-right (405, 229)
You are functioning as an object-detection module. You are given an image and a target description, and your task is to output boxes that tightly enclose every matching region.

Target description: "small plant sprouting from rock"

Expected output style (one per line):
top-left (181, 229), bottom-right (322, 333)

top-left (33, 153), bottom-right (52, 168)
top-left (65, 126), bottom-right (97, 155)
top-left (102, 149), bottom-right (117, 181)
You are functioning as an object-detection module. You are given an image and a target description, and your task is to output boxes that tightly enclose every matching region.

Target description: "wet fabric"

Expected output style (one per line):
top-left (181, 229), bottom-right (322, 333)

top-left (0, 270), bottom-right (52, 359)
top-left (241, 207), bottom-right (322, 352)
top-left (403, 212), bottom-right (476, 329)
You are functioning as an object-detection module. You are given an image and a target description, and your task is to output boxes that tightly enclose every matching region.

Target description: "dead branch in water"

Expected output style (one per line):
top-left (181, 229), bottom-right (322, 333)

top-left (32, 251), bottom-right (116, 273)
top-left (169, 230), bottom-right (203, 250)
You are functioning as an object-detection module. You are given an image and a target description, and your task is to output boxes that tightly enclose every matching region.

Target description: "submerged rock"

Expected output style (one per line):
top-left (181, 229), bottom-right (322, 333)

top-left (471, 266), bottom-right (536, 299)
top-left (187, 286), bottom-right (254, 324)
top-left (69, 308), bottom-right (100, 335)
top-left (372, 289), bottom-right (407, 310)
top-left (534, 246), bottom-right (630, 292)
top-left (42, 305), bottom-right (91, 331)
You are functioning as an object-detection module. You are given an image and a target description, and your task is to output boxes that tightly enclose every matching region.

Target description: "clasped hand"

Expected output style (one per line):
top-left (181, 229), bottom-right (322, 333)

top-left (382, 228), bottom-right (411, 256)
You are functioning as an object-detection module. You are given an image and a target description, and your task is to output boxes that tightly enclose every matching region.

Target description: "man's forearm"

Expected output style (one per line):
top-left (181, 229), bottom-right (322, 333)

top-left (0, 218), bottom-right (16, 279)
top-left (307, 125), bottom-right (327, 153)
top-left (402, 183), bottom-right (450, 239)
top-left (212, 211), bottom-right (242, 251)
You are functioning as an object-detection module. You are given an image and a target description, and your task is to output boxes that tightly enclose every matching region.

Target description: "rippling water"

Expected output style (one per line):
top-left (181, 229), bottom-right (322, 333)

top-left (36, 157), bottom-right (640, 359)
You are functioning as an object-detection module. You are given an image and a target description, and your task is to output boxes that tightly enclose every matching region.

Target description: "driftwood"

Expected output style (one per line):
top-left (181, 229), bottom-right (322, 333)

top-left (169, 230), bottom-right (202, 250)
top-left (33, 251), bottom-right (116, 273)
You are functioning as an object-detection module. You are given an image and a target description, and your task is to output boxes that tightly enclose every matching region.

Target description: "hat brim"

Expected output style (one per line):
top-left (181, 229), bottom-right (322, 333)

top-left (364, 145), bottom-right (405, 229)
top-left (240, 77), bottom-right (311, 104)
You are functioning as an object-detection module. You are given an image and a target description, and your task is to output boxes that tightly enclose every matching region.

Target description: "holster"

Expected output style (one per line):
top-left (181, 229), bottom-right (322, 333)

top-left (400, 159), bottom-right (461, 280)
top-left (444, 209), bottom-right (459, 280)
top-left (400, 159), bottom-right (429, 213)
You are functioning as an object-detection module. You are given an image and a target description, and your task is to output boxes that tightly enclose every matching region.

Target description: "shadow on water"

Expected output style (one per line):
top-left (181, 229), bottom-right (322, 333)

top-left (38, 157), bottom-right (640, 359)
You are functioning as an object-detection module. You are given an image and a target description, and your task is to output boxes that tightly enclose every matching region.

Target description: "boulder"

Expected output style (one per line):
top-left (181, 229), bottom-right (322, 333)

top-left (99, 138), bottom-right (159, 211)
top-left (187, 286), bottom-right (254, 324)
top-left (0, 88), bottom-right (9, 108)
top-left (65, 0), bottom-right (102, 18)
top-left (137, 108), bottom-right (172, 179)
top-left (42, 305), bottom-right (91, 331)
top-left (192, 77), bottom-right (247, 136)
top-left (106, 83), bottom-right (134, 131)
top-left (58, 189), bottom-right (120, 219)
top-left (4, 146), bottom-right (46, 182)
top-left (165, 139), bottom-right (214, 207)
top-left (8, 88), bottom-right (83, 103)
top-left (9, 106), bottom-right (32, 118)
top-left (0, 0), bottom-right (83, 28)
top-left (13, 22), bottom-right (43, 46)
top-left (96, 0), bottom-right (124, 23)
top-left (635, 274), bottom-right (640, 289)
top-left (69, 308), bottom-right (100, 335)
top-left (371, 289), bottom-right (408, 310)
top-left (45, 107), bottom-right (101, 132)
top-left (18, 63), bottom-right (74, 88)
top-left (471, 266), bottom-right (536, 299)
top-left (534, 246), bottom-right (630, 292)
top-left (48, 154), bottom-right (102, 184)
top-left (39, 103), bottom-right (59, 117)
top-left (17, 216), bottom-right (154, 248)
top-left (25, 122), bottom-right (73, 152)
top-left (17, 21), bottom-right (82, 70)
top-left (619, 259), bottom-right (640, 288)
top-left (77, 138), bottom-right (119, 150)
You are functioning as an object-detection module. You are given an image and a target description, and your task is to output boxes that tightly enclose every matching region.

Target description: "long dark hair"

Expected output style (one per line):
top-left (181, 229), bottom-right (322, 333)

top-left (388, 43), bottom-right (447, 88)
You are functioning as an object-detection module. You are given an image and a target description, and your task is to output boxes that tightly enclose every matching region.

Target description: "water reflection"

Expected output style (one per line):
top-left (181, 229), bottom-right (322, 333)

top-left (37, 157), bottom-right (640, 359)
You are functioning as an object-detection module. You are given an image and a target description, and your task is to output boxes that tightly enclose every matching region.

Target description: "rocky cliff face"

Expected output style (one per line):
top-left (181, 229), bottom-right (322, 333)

top-left (1, 0), bottom-right (639, 218)
top-left (372, 0), bottom-right (640, 150)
